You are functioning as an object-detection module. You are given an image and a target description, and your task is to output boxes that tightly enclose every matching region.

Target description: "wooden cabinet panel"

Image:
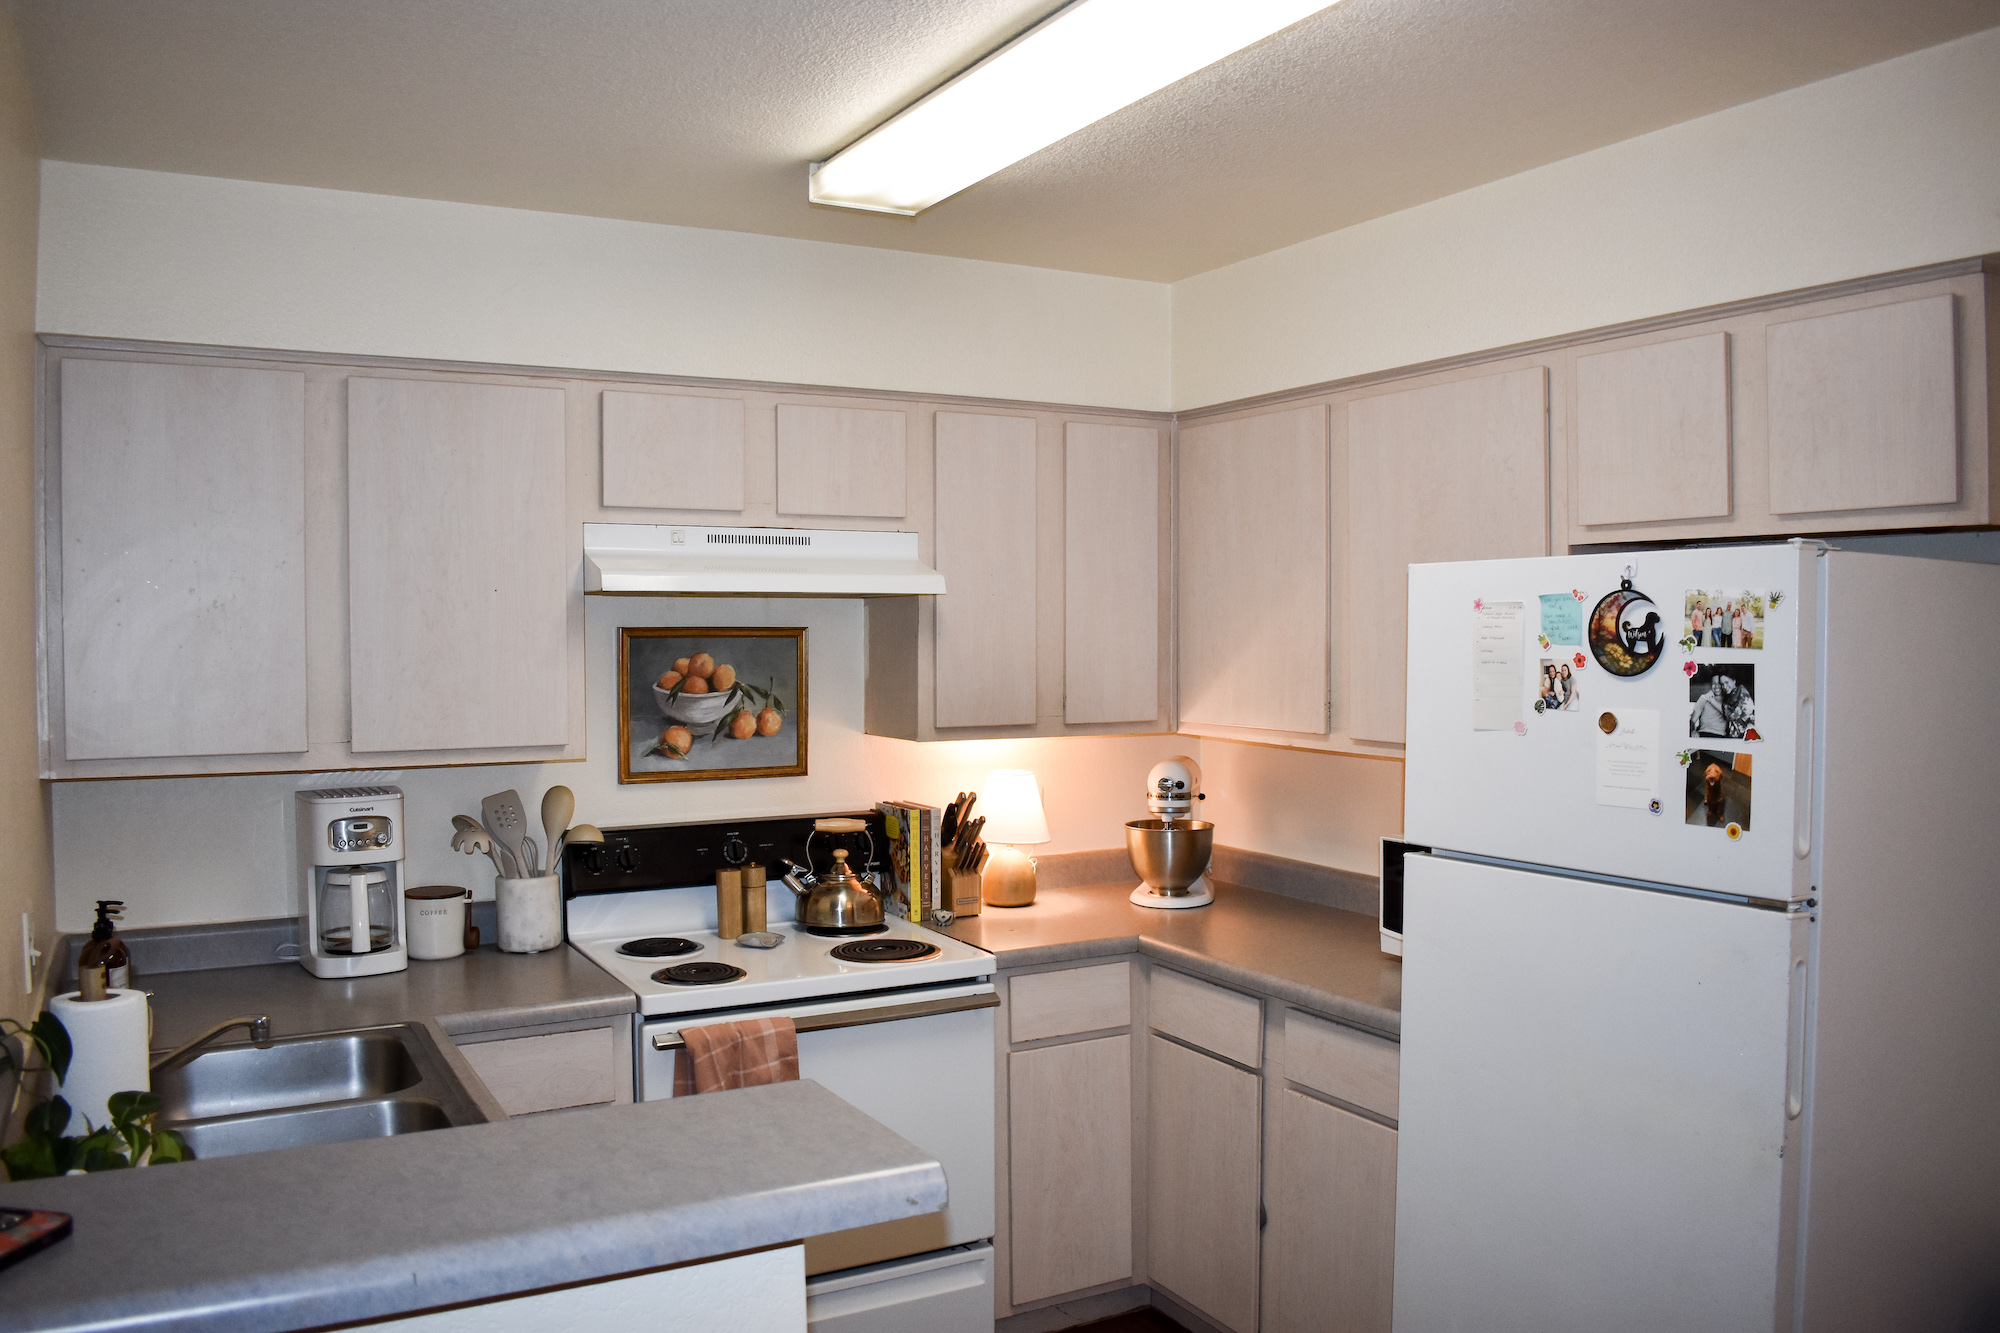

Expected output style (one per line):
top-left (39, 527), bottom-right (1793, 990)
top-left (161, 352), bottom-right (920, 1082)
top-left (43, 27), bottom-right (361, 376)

top-left (1767, 293), bottom-right (1959, 514)
top-left (456, 1027), bottom-right (621, 1116)
top-left (1150, 968), bottom-right (1262, 1068)
top-left (776, 403), bottom-right (907, 518)
top-left (347, 377), bottom-right (569, 753)
top-left (1010, 1035), bottom-right (1133, 1304)
top-left (600, 389), bottom-right (745, 512)
top-left (1347, 367), bottom-right (1549, 744)
top-left (1575, 332), bottom-right (1732, 526)
top-left (1149, 1035), bottom-right (1262, 1332)
top-left (1064, 422), bottom-right (1161, 725)
top-left (1264, 1090), bottom-right (1398, 1333)
top-left (57, 359), bottom-right (309, 760)
top-left (934, 411), bottom-right (1037, 727)
top-left (1010, 962), bottom-right (1132, 1043)
top-left (1179, 406), bottom-right (1329, 734)
top-left (1285, 1009), bottom-right (1399, 1121)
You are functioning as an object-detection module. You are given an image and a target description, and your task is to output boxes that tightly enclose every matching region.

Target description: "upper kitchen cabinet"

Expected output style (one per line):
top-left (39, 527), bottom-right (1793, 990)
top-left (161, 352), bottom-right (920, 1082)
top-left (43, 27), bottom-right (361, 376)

top-left (776, 403), bottom-right (908, 518)
top-left (1065, 422), bottom-right (1162, 726)
top-left (1346, 364), bottom-right (1550, 745)
top-left (46, 358), bottom-right (309, 766)
top-left (1178, 405), bottom-right (1331, 735)
top-left (347, 377), bottom-right (570, 753)
top-left (1561, 263), bottom-right (1998, 546)
top-left (933, 411), bottom-right (1038, 728)
top-left (866, 409), bottom-right (1170, 742)
top-left (600, 389), bottom-right (747, 514)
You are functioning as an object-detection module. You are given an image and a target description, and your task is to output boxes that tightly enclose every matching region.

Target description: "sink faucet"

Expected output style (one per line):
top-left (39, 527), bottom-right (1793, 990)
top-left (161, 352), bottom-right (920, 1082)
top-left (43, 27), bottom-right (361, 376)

top-left (150, 1015), bottom-right (274, 1074)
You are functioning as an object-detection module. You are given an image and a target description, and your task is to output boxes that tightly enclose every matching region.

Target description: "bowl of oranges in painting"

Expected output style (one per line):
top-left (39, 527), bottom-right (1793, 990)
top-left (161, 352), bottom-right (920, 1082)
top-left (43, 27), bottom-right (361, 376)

top-left (648, 651), bottom-right (786, 760)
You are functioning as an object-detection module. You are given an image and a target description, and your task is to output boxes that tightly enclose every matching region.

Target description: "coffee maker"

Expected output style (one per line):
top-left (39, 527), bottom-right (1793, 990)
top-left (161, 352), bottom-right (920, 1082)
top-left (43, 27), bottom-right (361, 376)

top-left (296, 787), bottom-right (409, 978)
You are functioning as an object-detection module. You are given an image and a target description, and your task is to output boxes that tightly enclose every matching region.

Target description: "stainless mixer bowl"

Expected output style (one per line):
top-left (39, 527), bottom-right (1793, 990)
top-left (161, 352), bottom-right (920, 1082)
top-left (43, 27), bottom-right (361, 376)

top-left (1126, 819), bottom-right (1215, 896)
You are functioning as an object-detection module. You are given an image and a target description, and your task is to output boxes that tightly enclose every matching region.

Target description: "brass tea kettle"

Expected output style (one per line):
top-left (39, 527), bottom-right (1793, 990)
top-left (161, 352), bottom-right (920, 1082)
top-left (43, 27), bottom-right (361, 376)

top-left (780, 818), bottom-right (886, 933)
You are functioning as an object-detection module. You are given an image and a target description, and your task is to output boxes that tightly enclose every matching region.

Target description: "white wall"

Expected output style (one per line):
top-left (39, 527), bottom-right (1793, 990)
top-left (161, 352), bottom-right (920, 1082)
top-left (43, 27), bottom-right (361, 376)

top-left (1171, 25), bottom-right (2000, 408)
top-left (35, 162), bottom-right (1172, 411)
top-left (1198, 741), bottom-right (1403, 877)
top-left (52, 596), bottom-right (1191, 930)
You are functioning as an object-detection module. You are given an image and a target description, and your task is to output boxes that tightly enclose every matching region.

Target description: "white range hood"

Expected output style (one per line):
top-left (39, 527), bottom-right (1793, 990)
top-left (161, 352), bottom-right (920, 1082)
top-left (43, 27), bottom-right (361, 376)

top-left (583, 523), bottom-right (946, 596)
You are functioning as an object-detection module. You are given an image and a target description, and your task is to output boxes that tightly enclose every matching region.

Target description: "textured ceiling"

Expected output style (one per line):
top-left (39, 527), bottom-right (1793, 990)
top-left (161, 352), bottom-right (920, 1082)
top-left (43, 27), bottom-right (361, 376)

top-left (17, 0), bottom-right (2000, 281)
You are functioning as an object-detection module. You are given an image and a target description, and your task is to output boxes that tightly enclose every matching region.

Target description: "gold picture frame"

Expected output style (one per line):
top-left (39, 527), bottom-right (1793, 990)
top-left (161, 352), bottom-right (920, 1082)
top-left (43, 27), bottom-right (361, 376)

top-left (617, 627), bottom-right (807, 784)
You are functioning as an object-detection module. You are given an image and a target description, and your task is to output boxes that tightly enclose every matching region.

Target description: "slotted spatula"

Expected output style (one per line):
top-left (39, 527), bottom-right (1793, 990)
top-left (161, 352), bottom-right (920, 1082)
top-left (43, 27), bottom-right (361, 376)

top-left (480, 790), bottom-right (532, 881)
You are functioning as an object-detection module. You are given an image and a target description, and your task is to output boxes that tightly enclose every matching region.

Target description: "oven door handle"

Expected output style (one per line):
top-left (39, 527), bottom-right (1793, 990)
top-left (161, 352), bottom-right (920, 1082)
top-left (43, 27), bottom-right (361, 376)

top-left (650, 991), bottom-right (999, 1050)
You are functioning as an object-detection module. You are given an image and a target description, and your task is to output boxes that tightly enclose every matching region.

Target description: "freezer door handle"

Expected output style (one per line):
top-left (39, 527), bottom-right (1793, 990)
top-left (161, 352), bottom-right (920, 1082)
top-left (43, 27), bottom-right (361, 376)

top-left (1794, 695), bottom-right (1815, 861)
top-left (1786, 957), bottom-right (1809, 1119)
top-left (650, 991), bottom-right (999, 1050)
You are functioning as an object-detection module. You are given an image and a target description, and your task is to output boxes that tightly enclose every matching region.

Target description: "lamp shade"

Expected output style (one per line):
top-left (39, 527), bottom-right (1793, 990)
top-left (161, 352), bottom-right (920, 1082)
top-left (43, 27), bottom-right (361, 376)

top-left (978, 769), bottom-right (1050, 845)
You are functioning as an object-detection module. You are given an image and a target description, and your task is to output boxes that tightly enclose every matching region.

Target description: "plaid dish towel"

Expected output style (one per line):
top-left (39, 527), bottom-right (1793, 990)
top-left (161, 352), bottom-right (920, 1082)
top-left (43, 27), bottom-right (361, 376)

top-left (672, 1015), bottom-right (800, 1096)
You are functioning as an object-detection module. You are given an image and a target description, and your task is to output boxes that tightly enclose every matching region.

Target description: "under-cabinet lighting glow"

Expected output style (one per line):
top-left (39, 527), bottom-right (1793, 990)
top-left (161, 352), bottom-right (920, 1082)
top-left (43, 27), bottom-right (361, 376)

top-left (809, 0), bottom-right (1334, 215)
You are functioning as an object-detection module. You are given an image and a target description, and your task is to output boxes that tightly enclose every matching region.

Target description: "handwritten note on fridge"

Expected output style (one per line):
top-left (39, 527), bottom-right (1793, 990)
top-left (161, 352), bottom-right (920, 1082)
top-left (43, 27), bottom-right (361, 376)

top-left (1595, 708), bottom-right (1659, 808)
top-left (1538, 593), bottom-right (1583, 645)
top-left (1472, 601), bottom-right (1525, 731)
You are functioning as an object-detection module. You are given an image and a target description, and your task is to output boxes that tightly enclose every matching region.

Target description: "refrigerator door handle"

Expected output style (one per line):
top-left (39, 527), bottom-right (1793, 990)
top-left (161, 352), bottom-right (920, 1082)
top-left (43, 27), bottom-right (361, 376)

top-left (1794, 695), bottom-right (1815, 861)
top-left (1786, 956), bottom-right (1809, 1119)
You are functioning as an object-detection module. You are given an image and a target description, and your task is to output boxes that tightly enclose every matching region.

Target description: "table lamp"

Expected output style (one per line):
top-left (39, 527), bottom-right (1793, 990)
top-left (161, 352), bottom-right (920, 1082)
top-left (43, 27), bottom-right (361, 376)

top-left (978, 769), bottom-right (1049, 908)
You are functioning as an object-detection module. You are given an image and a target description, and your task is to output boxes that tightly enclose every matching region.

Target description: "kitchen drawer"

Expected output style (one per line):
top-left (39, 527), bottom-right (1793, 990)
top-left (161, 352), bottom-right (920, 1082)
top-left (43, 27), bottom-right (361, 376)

top-left (1285, 1009), bottom-right (1399, 1121)
top-left (1010, 962), bottom-right (1132, 1043)
top-left (1149, 968), bottom-right (1262, 1069)
top-left (456, 1026), bottom-right (623, 1116)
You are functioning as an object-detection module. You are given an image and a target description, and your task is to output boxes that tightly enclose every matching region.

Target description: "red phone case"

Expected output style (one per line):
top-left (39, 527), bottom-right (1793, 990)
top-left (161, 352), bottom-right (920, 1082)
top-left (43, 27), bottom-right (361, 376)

top-left (0, 1207), bottom-right (73, 1271)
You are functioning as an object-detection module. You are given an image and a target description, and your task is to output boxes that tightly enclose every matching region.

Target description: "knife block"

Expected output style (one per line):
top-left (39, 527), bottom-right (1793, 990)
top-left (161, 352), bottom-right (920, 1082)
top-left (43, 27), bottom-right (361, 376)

top-left (948, 868), bottom-right (983, 917)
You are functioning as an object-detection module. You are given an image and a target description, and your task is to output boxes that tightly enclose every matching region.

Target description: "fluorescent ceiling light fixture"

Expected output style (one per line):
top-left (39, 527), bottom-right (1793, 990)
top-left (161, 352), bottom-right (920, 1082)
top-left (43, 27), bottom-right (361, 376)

top-left (809, 0), bottom-right (1333, 215)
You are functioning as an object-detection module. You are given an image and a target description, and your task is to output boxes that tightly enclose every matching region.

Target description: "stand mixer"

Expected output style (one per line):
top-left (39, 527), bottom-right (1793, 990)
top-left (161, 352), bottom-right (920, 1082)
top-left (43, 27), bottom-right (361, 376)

top-left (1127, 756), bottom-right (1215, 910)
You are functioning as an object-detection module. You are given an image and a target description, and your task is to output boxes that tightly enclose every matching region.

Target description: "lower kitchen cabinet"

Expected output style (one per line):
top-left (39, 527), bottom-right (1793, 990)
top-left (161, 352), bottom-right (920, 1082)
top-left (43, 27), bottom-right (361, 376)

top-left (1147, 1033), bottom-right (1262, 1333)
top-left (1008, 1033), bottom-right (1134, 1304)
top-left (1263, 1089), bottom-right (1398, 1333)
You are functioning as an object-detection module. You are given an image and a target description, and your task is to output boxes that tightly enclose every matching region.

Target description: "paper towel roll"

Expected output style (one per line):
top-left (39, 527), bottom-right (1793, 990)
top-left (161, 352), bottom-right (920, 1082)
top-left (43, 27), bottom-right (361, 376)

top-left (49, 989), bottom-right (151, 1136)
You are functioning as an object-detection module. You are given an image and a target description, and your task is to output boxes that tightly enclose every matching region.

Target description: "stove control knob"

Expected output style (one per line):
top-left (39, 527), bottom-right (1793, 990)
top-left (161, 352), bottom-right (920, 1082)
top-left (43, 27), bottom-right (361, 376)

top-left (578, 845), bottom-right (604, 875)
top-left (723, 835), bottom-right (748, 866)
top-left (614, 844), bottom-right (639, 873)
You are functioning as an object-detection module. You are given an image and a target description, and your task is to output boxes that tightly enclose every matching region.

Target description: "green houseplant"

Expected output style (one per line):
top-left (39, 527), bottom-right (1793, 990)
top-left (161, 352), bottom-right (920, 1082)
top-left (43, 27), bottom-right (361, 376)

top-left (1, 1011), bottom-right (189, 1180)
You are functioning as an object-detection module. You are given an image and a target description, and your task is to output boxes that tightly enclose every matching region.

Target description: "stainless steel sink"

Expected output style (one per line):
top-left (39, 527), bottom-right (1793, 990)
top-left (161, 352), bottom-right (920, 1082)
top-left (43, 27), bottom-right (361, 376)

top-left (154, 1023), bottom-right (484, 1160)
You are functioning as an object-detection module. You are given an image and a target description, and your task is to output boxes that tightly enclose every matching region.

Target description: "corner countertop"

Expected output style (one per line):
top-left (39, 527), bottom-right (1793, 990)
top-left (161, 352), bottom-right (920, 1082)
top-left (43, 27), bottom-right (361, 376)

top-left (941, 879), bottom-right (1402, 1038)
top-left (0, 1079), bottom-right (946, 1333)
top-left (139, 941), bottom-right (637, 1052)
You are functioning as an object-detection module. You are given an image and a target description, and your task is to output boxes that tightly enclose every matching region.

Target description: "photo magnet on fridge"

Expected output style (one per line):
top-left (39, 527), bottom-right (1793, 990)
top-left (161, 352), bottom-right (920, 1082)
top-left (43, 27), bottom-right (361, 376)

top-left (1684, 749), bottom-right (1751, 831)
top-left (1535, 658), bottom-right (1581, 714)
top-left (1681, 590), bottom-right (1766, 651)
top-left (1688, 663), bottom-right (1757, 740)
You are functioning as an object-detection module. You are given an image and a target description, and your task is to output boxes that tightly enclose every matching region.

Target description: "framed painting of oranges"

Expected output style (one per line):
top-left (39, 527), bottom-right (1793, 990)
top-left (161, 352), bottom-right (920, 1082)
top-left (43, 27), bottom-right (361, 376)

top-left (617, 627), bottom-right (807, 783)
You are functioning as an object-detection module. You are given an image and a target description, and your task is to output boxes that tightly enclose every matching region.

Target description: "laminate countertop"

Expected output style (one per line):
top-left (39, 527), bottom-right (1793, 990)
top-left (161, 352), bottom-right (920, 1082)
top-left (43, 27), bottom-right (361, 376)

top-left (941, 879), bottom-right (1402, 1039)
top-left (0, 1081), bottom-right (945, 1333)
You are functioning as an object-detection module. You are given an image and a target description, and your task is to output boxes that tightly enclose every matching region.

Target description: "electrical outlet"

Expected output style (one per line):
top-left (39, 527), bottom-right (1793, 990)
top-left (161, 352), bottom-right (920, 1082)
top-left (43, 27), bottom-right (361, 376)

top-left (21, 912), bottom-right (41, 995)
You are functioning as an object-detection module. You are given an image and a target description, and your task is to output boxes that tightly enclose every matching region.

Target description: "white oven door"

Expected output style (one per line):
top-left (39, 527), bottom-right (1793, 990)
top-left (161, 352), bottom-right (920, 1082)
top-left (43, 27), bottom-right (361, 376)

top-left (640, 981), bottom-right (997, 1279)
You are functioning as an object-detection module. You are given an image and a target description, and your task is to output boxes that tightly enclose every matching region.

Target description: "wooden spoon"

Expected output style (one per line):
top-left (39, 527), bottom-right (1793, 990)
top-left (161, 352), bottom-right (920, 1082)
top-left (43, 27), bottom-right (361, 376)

top-left (541, 786), bottom-right (575, 865)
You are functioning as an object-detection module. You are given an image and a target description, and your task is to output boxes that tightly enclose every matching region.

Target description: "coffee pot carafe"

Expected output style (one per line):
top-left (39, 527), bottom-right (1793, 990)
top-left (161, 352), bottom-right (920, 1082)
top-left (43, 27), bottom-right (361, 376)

top-left (296, 788), bottom-right (410, 978)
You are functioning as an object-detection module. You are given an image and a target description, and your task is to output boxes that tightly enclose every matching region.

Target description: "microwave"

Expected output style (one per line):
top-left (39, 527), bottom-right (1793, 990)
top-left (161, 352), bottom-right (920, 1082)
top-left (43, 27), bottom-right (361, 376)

top-left (1379, 837), bottom-right (1429, 957)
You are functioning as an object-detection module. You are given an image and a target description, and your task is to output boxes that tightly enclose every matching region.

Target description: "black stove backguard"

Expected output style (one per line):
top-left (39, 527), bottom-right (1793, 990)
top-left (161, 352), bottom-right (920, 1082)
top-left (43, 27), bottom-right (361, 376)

top-left (560, 811), bottom-right (888, 899)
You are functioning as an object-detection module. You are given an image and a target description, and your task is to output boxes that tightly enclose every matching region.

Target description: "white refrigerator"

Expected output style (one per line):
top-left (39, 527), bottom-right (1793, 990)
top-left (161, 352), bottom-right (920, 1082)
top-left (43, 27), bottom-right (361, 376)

top-left (1393, 541), bottom-right (2000, 1333)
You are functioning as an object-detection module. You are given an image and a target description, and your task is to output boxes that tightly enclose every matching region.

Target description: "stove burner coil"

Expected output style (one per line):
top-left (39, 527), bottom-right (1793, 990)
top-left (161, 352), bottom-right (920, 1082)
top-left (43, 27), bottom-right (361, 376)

top-left (828, 939), bottom-right (940, 964)
top-left (619, 936), bottom-right (701, 958)
top-left (652, 962), bottom-right (746, 985)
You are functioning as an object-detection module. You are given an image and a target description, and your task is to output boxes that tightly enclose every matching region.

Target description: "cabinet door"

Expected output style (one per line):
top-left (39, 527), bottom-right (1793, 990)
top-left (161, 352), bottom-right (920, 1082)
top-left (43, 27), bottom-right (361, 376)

top-left (1065, 422), bottom-right (1161, 725)
top-left (1767, 293), bottom-right (1958, 514)
top-left (1179, 406), bottom-right (1329, 734)
top-left (600, 389), bottom-right (746, 512)
top-left (776, 403), bottom-right (907, 518)
top-left (1010, 1035), bottom-right (1133, 1304)
top-left (1347, 367), bottom-right (1548, 744)
top-left (1148, 1035), bottom-right (1262, 1333)
top-left (1575, 331), bottom-right (1732, 527)
top-left (934, 411), bottom-right (1037, 727)
top-left (57, 359), bottom-right (308, 760)
top-left (1264, 1090), bottom-right (1397, 1333)
top-left (347, 377), bottom-right (569, 753)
